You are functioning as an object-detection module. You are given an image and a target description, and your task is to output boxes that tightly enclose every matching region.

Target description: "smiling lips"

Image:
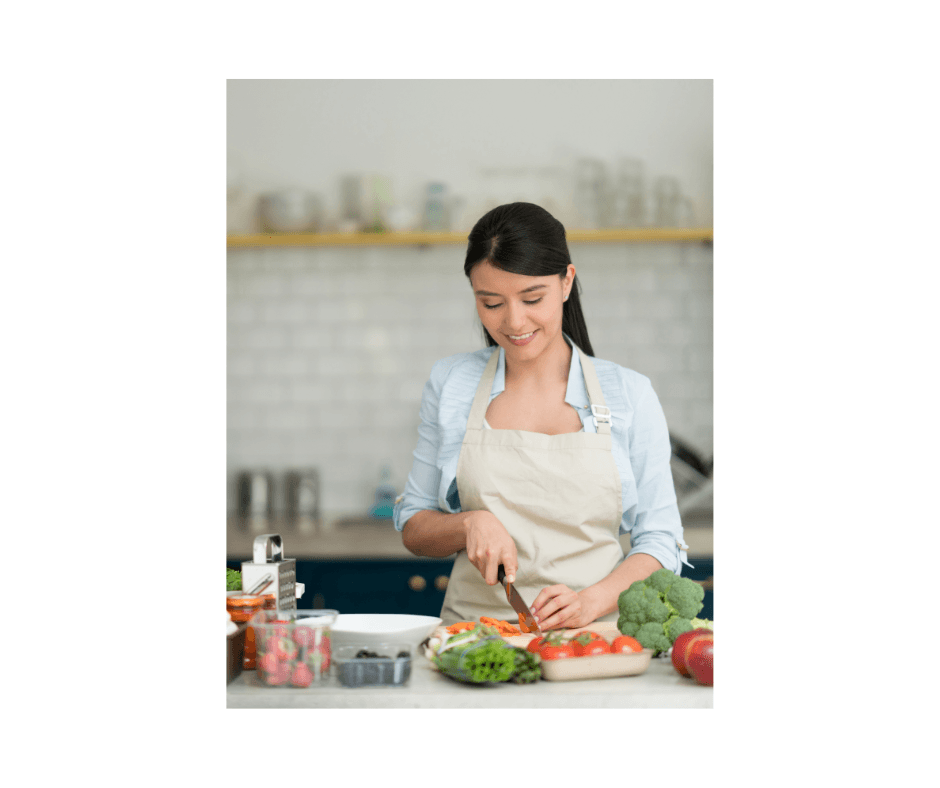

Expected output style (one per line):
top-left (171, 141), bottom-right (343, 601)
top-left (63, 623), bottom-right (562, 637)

top-left (507, 330), bottom-right (537, 346)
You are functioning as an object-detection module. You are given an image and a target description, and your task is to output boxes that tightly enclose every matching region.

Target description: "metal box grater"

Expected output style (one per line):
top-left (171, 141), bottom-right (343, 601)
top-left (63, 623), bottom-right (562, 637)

top-left (240, 534), bottom-right (297, 611)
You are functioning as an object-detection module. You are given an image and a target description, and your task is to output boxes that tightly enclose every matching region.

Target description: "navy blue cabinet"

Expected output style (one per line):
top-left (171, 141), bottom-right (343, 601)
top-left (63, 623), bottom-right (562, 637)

top-left (683, 557), bottom-right (714, 621)
top-left (227, 557), bottom-right (455, 617)
top-left (227, 556), bottom-right (713, 620)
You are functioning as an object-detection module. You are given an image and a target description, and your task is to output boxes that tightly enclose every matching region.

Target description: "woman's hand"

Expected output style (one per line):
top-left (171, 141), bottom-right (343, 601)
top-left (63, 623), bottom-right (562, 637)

top-left (530, 584), bottom-right (596, 631)
top-left (463, 510), bottom-right (518, 586)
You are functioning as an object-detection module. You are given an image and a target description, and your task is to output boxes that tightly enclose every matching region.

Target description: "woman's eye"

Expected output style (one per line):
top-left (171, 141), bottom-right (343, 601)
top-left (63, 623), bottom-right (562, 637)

top-left (482, 303), bottom-right (502, 310)
top-left (523, 298), bottom-right (543, 305)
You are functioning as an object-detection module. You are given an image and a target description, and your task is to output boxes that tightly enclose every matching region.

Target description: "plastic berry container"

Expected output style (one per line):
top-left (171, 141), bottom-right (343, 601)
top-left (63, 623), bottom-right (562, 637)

top-left (333, 642), bottom-right (413, 687)
top-left (249, 609), bottom-right (338, 688)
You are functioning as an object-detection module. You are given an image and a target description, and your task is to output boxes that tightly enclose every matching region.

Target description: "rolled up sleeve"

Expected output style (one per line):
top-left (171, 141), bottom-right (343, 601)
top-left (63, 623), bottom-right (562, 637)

top-left (393, 369), bottom-right (446, 532)
top-left (622, 379), bottom-right (692, 574)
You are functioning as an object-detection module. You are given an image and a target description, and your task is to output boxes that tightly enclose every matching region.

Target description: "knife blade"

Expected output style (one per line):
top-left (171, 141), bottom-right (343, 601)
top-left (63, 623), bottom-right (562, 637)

top-left (497, 565), bottom-right (542, 635)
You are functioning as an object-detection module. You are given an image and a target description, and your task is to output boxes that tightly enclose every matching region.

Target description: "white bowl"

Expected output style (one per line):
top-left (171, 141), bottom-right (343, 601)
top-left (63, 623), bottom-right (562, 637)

top-left (330, 614), bottom-right (442, 651)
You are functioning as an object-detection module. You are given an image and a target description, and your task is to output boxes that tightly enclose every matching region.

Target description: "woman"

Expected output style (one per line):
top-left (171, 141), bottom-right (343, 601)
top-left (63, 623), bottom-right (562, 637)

top-left (393, 202), bottom-right (691, 630)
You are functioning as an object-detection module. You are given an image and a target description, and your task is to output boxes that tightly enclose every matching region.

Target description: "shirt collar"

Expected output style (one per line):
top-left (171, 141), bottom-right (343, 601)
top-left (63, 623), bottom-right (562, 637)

top-left (491, 335), bottom-right (590, 410)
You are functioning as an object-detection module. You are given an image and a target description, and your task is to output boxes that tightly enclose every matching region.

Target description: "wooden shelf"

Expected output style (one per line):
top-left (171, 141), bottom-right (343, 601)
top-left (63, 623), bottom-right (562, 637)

top-left (227, 228), bottom-right (713, 248)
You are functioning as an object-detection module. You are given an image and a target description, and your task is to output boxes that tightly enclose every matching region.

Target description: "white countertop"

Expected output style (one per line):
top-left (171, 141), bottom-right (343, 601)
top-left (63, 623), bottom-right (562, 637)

top-left (226, 652), bottom-right (712, 709)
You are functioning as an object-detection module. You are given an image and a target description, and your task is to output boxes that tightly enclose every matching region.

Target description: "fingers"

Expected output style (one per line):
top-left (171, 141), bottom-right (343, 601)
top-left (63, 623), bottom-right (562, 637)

top-left (464, 512), bottom-right (517, 586)
top-left (531, 585), bottom-right (581, 630)
top-left (483, 550), bottom-right (500, 586)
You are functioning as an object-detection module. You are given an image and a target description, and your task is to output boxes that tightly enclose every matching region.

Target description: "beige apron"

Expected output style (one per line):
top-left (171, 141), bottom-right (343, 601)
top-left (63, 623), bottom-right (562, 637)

top-left (440, 345), bottom-right (624, 626)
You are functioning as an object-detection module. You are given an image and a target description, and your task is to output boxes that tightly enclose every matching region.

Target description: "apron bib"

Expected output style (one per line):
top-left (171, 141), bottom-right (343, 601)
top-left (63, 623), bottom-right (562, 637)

top-left (440, 344), bottom-right (624, 626)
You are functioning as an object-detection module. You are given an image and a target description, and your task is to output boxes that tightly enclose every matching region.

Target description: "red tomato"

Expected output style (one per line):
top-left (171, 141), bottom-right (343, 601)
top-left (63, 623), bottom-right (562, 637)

top-left (526, 636), bottom-right (546, 654)
top-left (610, 635), bottom-right (642, 654)
top-left (570, 631), bottom-right (606, 656)
top-left (540, 642), bottom-right (576, 660)
top-left (580, 640), bottom-right (611, 656)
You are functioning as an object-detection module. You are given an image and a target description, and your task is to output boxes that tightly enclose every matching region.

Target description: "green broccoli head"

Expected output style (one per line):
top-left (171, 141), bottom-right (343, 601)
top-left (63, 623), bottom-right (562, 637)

top-left (646, 568), bottom-right (677, 595)
top-left (617, 617), bottom-right (640, 637)
top-left (663, 616), bottom-right (694, 642)
top-left (664, 576), bottom-right (705, 619)
top-left (645, 592), bottom-right (671, 624)
top-left (634, 622), bottom-right (672, 654)
top-left (618, 584), bottom-right (653, 623)
top-left (618, 571), bottom-right (704, 645)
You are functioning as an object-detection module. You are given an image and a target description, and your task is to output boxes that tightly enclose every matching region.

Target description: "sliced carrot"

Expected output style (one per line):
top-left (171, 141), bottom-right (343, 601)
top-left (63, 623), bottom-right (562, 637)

top-left (446, 622), bottom-right (477, 634)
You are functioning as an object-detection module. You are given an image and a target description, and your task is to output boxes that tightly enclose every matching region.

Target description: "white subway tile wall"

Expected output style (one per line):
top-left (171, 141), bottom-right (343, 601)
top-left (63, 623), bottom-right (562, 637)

top-left (227, 243), bottom-right (713, 514)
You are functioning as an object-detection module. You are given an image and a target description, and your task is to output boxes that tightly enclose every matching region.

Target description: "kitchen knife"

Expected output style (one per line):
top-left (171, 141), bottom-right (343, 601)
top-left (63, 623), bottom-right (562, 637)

top-left (497, 565), bottom-right (542, 635)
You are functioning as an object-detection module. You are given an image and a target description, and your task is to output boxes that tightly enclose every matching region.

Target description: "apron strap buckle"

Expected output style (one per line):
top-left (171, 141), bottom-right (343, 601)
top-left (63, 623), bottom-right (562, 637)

top-left (591, 404), bottom-right (611, 429)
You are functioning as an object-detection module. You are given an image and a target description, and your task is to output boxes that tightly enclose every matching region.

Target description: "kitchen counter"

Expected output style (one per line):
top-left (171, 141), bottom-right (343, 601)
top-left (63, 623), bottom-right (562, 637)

top-left (227, 515), bottom-right (713, 560)
top-left (226, 653), bottom-right (713, 709)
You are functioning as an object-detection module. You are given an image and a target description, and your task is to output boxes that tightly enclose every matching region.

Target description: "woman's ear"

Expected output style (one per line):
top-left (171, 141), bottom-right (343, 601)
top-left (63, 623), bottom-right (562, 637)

top-left (564, 264), bottom-right (576, 300)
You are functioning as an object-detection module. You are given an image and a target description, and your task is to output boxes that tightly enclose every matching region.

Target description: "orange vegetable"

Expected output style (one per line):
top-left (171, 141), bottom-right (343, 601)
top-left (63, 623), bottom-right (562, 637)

top-left (517, 612), bottom-right (536, 634)
top-left (480, 616), bottom-right (521, 636)
top-left (446, 621), bottom-right (477, 634)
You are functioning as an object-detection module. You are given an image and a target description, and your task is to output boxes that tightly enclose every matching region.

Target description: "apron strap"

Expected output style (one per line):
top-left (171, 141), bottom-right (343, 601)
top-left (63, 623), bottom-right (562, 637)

top-left (466, 348), bottom-right (501, 430)
top-left (575, 345), bottom-right (612, 435)
top-left (467, 344), bottom-right (612, 434)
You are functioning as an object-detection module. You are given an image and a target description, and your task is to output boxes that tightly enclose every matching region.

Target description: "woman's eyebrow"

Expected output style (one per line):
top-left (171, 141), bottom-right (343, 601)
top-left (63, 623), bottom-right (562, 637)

top-left (474, 284), bottom-right (547, 297)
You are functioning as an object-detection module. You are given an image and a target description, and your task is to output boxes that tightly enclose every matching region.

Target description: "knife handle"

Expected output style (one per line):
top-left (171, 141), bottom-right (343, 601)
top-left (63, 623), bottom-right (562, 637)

top-left (497, 564), bottom-right (507, 586)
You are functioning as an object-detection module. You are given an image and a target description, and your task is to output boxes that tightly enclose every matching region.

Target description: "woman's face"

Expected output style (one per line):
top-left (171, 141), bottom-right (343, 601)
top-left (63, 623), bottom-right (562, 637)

top-left (469, 260), bottom-right (575, 363)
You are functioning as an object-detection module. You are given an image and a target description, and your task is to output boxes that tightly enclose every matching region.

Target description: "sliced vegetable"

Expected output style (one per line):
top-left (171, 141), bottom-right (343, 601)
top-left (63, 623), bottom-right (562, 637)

top-left (446, 621), bottom-right (477, 634)
top-left (479, 616), bottom-right (522, 636)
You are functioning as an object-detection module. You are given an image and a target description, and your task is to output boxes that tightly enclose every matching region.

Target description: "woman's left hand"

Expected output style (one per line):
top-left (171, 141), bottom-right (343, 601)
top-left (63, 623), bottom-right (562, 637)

top-left (529, 584), bottom-right (595, 631)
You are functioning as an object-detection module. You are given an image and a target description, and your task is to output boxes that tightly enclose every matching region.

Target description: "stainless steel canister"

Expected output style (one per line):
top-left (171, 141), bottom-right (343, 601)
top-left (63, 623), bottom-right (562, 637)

top-left (236, 471), bottom-right (275, 518)
top-left (286, 469), bottom-right (320, 529)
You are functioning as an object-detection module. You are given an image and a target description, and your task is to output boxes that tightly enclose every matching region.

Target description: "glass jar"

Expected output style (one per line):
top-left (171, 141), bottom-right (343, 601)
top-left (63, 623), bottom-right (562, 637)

top-left (226, 593), bottom-right (266, 669)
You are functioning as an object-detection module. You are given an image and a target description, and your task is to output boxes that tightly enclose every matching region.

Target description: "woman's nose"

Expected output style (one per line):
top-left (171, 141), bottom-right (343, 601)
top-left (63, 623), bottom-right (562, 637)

top-left (502, 302), bottom-right (526, 331)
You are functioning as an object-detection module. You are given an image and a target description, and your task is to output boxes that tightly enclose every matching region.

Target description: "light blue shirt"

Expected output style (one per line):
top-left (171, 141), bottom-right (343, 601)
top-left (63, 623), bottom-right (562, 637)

top-left (393, 343), bottom-right (692, 574)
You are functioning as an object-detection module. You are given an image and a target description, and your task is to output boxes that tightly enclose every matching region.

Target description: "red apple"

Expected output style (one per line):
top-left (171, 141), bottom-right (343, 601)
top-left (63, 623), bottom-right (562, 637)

top-left (687, 638), bottom-right (714, 686)
top-left (672, 629), bottom-right (713, 677)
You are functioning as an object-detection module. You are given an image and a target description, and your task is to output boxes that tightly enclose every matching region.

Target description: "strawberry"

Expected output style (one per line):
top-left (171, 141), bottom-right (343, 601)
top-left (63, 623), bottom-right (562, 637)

top-left (259, 652), bottom-right (280, 675)
top-left (292, 626), bottom-right (316, 647)
top-left (274, 636), bottom-right (298, 661)
top-left (305, 641), bottom-right (331, 673)
top-left (290, 662), bottom-right (314, 688)
top-left (268, 660), bottom-right (291, 686)
top-left (261, 635), bottom-right (281, 656)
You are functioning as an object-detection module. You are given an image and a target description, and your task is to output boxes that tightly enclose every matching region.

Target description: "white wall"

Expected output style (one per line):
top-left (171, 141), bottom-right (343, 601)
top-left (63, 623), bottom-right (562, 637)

top-left (226, 80), bottom-right (713, 516)
top-left (227, 79), bottom-right (713, 228)
top-left (227, 242), bottom-right (712, 515)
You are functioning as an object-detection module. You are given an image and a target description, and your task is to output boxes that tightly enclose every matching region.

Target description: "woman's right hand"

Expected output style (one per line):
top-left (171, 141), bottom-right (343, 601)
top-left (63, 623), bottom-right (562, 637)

top-left (463, 510), bottom-right (518, 586)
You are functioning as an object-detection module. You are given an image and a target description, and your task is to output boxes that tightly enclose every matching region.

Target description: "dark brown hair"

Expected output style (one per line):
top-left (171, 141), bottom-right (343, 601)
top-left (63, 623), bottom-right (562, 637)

top-left (464, 202), bottom-right (594, 356)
